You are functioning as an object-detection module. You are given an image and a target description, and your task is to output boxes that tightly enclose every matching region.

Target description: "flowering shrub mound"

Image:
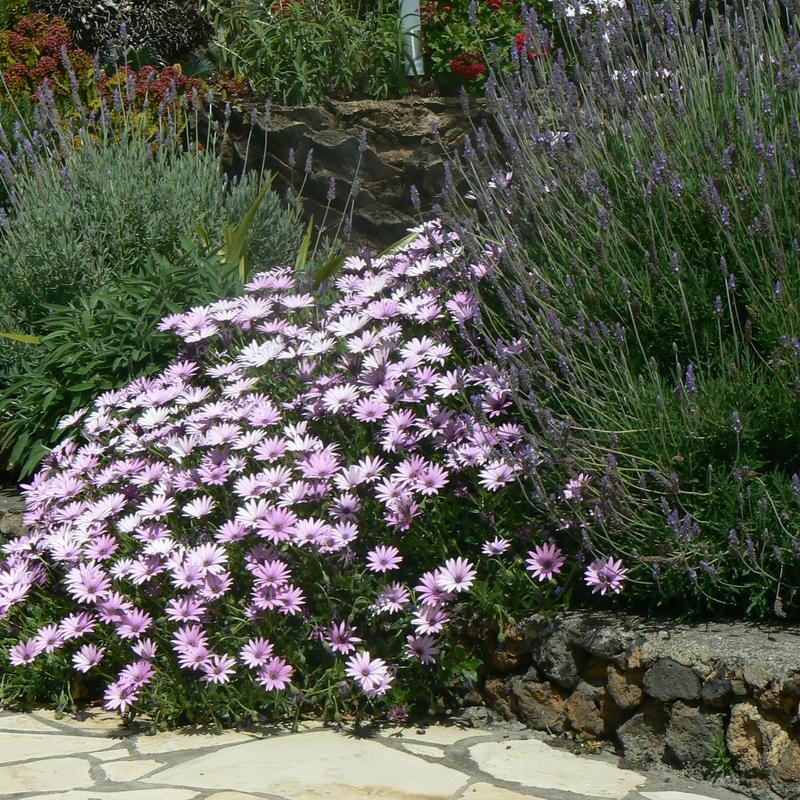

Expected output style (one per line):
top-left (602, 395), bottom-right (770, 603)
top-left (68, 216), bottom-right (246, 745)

top-left (0, 220), bottom-right (625, 722)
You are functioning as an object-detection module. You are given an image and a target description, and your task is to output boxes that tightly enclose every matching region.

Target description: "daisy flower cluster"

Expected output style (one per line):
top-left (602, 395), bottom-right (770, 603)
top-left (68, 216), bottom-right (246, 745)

top-left (0, 219), bottom-right (627, 717)
top-left (0, 220), bottom-right (538, 715)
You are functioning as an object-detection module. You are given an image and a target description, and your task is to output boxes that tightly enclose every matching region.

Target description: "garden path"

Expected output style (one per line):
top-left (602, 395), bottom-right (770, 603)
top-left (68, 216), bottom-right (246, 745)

top-left (0, 708), bottom-right (751, 800)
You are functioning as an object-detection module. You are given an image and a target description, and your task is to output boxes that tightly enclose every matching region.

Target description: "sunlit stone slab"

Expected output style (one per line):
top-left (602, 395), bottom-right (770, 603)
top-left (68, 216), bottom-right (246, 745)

top-left (0, 731), bottom-right (116, 763)
top-left (145, 729), bottom-right (468, 799)
top-left (468, 739), bottom-right (646, 799)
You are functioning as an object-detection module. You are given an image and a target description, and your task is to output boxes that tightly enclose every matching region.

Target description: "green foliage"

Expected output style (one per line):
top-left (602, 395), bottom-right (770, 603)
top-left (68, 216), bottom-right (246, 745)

top-left (0, 132), bottom-right (304, 377)
top-left (705, 730), bottom-right (734, 776)
top-left (0, 237), bottom-right (237, 477)
top-left (420, 0), bottom-right (553, 94)
top-left (446, 0), bottom-right (800, 618)
top-left (0, 0), bottom-right (32, 29)
top-left (30, 0), bottom-right (211, 63)
top-left (200, 0), bottom-right (410, 103)
top-left (0, 114), bottom-right (331, 474)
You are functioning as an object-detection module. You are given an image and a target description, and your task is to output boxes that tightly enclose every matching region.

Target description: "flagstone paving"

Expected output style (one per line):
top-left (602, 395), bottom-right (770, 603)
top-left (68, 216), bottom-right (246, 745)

top-left (0, 709), bottom-right (753, 800)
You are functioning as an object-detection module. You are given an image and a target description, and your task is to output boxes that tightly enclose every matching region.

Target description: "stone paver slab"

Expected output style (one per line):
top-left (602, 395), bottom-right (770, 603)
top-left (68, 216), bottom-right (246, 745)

top-left (33, 709), bottom-right (134, 734)
top-left (401, 742), bottom-right (445, 759)
top-left (207, 793), bottom-right (273, 800)
top-left (641, 793), bottom-right (721, 800)
top-left (0, 731), bottom-right (117, 763)
top-left (0, 757), bottom-right (93, 794)
top-left (28, 790), bottom-right (198, 800)
top-left (134, 730), bottom-right (253, 755)
top-left (469, 739), bottom-right (646, 799)
top-left (144, 730), bottom-right (468, 799)
top-left (0, 712), bottom-right (60, 733)
top-left (101, 757), bottom-right (165, 782)
top-left (377, 724), bottom-right (486, 745)
top-left (91, 747), bottom-right (133, 761)
top-left (459, 783), bottom-right (549, 799)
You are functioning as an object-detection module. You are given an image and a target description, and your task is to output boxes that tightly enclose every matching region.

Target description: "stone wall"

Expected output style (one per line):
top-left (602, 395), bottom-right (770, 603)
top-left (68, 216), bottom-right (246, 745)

top-left (215, 97), bottom-right (490, 251)
top-left (475, 611), bottom-right (800, 799)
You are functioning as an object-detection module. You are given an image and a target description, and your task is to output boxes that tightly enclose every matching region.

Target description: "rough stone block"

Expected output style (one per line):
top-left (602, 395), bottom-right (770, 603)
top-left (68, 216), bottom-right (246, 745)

top-left (727, 701), bottom-right (800, 782)
top-left (565, 681), bottom-right (606, 738)
top-left (607, 664), bottom-right (643, 711)
top-left (643, 658), bottom-right (701, 701)
top-left (665, 701), bottom-right (725, 769)
top-left (481, 677), bottom-right (516, 723)
top-left (508, 673), bottom-right (568, 734)
top-left (616, 700), bottom-right (668, 768)
top-left (756, 680), bottom-right (798, 716)
top-left (700, 674), bottom-right (733, 708)
top-left (537, 630), bottom-right (585, 690)
top-left (0, 512), bottom-right (25, 537)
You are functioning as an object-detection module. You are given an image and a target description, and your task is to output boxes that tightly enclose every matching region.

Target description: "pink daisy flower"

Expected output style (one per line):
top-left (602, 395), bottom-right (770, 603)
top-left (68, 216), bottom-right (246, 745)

top-left (375, 583), bottom-right (411, 614)
top-left (414, 571), bottom-right (453, 606)
top-left (9, 638), bottom-right (44, 666)
top-left (477, 460), bottom-right (516, 491)
top-left (563, 473), bottom-right (591, 500)
top-left (584, 557), bottom-right (628, 595)
top-left (117, 609), bottom-right (152, 639)
top-left (436, 557), bottom-right (476, 593)
top-left (240, 637), bottom-right (274, 669)
top-left (405, 634), bottom-right (440, 665)
top-left (325, 621), bottom-right (362, 655)
top-left (72, 644), bottom-right (105, 673)
top-left (481, 536), bottom-right (510, 556)
top-left (177, 645), bottom-right (211, 671)
top-left (366, 545), bottom-right (402, 573)
top-left (416, 463), bottom-right (449, 496)
top-left (258, 657), bottom-right (293, 691)
top-left (182, 495), bottom-right (216, 518)
top-left (34, 624), bottom-right (64, 653)
top-left (103, 681), bottom-right (138, 713)
top-left (345, 651), bottom-right (389, 692)
top-left (119, 659), bottom-right (155, 688)
top-left (526, 542), bottom-right (566, 582)
top-left (202, 654), bottom-right (237, 684)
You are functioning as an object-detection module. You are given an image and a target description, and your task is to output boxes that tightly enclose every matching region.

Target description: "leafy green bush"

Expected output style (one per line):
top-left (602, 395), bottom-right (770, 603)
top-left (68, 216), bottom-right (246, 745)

top-left (0, 131), bottom-right (305, 376)
top-left (443, 0), bottom-right (800, 619)
top-left (0, 237), bottom-right (238, 476)
top-left (200, 0), bottom-right (410, 103)
top-left (420, 0), bottom-right (553, 95)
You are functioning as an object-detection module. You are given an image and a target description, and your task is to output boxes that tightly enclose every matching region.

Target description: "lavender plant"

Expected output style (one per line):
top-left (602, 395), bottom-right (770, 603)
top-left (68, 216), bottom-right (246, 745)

top-left (0, 120), bottom-right (308, 374)
top-left (0, 221), bottom-right (627, 722)
top-left (442, 0), bottom-right (800, 618)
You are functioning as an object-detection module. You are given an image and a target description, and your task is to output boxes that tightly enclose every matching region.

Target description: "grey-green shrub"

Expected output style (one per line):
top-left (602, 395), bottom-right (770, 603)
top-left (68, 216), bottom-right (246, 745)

top-left (0, 132), bottom-right (306, 375)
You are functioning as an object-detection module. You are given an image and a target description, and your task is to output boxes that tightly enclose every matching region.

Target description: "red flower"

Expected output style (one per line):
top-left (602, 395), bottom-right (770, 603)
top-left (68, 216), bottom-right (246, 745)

top-left (449, 51), bottom-right (487, 80)
top-left (514, 33), bottom-right (555, 63)
top-left (30, 55), bottom-right (58, 80)
top-left (485, 0), bottom-right (502, 10)
top-left (271, 0), bottom-right (300, 16)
